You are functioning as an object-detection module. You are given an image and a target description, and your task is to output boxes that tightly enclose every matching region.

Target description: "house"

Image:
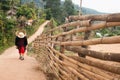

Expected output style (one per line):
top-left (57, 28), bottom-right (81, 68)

top-left (26, 19), bottom-right (34, 26)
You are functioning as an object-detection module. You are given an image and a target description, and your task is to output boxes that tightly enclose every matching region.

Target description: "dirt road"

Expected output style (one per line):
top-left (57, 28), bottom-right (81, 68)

top-left (0, 21), bottom-right (49, 80)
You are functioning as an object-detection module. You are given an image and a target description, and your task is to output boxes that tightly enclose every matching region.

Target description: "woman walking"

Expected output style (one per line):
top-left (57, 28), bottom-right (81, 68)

top-left (15, 31), bottom-right (28, 60)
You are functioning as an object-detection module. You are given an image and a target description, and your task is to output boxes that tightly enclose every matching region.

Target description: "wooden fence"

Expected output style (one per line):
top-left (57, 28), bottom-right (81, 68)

top-left (33, 13), bottom-right (120, 80)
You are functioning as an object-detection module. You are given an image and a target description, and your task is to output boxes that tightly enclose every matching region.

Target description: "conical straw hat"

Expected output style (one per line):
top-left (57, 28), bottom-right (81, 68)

top-left (16, 30), bottom-right (26, 38)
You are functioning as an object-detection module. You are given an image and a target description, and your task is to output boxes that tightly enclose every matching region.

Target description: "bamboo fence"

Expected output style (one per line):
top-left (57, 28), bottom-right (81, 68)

top-left (33, 13), bottom-right (120, 80)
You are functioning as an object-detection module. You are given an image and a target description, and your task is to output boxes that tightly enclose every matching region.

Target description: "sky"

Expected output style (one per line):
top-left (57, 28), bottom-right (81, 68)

top-left (72, 0), bottom-right (120, 13)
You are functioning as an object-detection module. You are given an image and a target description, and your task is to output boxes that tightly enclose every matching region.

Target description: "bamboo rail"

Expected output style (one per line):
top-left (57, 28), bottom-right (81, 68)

top-left (46, 20), bottom-right (90, 33)
top-left (69, 13), bottom-right (120, 21)
top-left (66, 46), bottom-right (120, 72)
top-left (50, 22), bottom-right (120, 39)
top-left (51, 36), bottom-right (120, 46)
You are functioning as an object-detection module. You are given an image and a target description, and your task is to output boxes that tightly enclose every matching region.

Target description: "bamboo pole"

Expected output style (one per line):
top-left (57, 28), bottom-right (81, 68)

top-left (51, 36), bottom-right (120, 47)
top-left (65, 46), bottom-right (120, 73)
top-left (67, 67), bottom-right (89, 80)
top-left (35, 41), bottom-right (118, 80)
top-left (59, 40), bottom-right (65, 60)
top-left (47, 47), bottom-right (89, 80)
top-left (41, 21), bottom-right (120, 40)
top-left (48, 47), bottom-right (74, 80)
top-left (50, 22), bottom-right (120, 38)
top-left (69, 13), bottom-right (120, 22)
top-left (47, 46), bottom-right (115, 79)
top-left (47, 20), bottom-right (90, 33)
top-left (82, 30), bottom-right (91, 48)
top-left (77, 69), bottom-right (99, 80)
top-left (51, 54), bottom-right (73, 79)
top-left (48, 47), bottom-right (92, 80)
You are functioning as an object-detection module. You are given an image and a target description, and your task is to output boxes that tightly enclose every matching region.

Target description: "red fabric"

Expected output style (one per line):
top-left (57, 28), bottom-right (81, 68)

top-left (18, 46), bottom-right (25, 54)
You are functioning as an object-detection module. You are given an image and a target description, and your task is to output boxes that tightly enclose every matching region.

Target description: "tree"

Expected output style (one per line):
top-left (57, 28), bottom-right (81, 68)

top-left (0, 0), bottom-right (11, 12)
top-left (63, 0), bottom-right (75, 17)
top-left (45, 8), bottom-right (52, 20)
top-left (16, 4), bottom-right (36, 19)
top-left (44, 0), bottom-right (61, 24)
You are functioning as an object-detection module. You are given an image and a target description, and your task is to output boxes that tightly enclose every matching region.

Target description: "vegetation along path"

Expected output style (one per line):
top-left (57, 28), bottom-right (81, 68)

top-left (0, 21), bottom-right (49, 80)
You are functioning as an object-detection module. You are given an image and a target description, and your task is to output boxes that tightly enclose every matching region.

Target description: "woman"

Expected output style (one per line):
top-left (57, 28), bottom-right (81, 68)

top-left (15, 31), bottom-right (28, 60)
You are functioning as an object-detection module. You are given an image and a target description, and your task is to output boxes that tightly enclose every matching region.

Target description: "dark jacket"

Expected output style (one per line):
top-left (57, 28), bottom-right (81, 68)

top-left (15, 36), bottom-right (28, 48)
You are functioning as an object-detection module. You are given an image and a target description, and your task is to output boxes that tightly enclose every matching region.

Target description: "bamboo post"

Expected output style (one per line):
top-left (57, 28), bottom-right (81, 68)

top-left (59, 18), bottom-right (69, 60)
top-left (59, 27), bottom-right (66, 60)
top-left (82, 24), bottom-right (91, 48)
top-left (50, 21), bottom-right (54, 48)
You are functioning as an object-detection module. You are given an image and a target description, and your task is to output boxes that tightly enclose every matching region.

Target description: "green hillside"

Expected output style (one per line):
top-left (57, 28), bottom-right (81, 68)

top-left (21, 0), bottom-right (44, 8)
top-left (74, 4), bottom-right (103, 14)
top-left (21, 0), bottom-right (103, 14)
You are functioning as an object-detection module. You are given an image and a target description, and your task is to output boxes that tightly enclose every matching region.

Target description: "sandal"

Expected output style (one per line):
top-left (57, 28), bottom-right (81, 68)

top-left (20, 57), bottom-right (24, 60)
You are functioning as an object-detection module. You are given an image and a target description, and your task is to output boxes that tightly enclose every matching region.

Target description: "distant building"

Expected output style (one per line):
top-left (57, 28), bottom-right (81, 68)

top-left (25, 19), bottom-right (34, 26)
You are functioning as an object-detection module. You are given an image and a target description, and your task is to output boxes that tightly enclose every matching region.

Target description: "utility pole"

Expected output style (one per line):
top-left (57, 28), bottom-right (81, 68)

top-left (76, 0), bottom-right (82, 36)
top-left (79, 0), bottom-right (82, 16)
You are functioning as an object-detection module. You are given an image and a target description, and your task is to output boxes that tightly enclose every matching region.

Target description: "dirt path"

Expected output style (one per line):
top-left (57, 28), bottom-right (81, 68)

top-left (0, 21), bottom-right (49, 80)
